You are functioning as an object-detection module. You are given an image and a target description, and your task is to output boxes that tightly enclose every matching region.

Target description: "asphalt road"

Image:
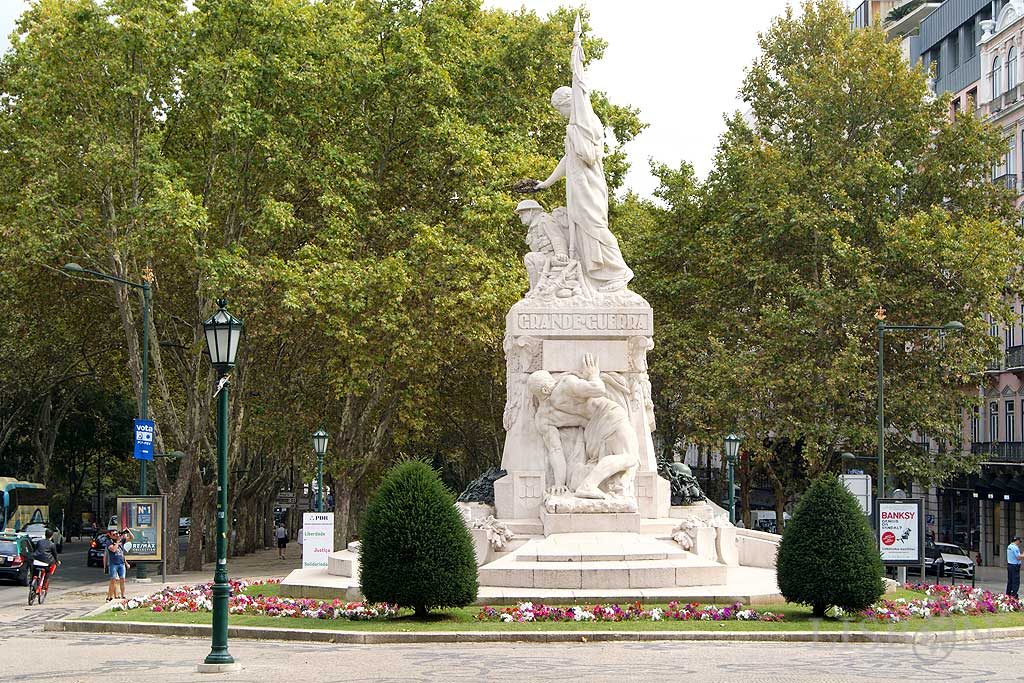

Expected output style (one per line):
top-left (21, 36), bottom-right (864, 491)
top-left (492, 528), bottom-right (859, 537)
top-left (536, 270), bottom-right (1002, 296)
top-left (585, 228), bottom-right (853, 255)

top-left (0, 542), bottom-right (106, 610)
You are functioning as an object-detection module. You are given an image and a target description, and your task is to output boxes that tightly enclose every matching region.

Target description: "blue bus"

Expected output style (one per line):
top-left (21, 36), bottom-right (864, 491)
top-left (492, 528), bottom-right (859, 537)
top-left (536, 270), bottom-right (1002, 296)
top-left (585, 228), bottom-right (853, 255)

top-left (0, 478), bottom-right (49, 531)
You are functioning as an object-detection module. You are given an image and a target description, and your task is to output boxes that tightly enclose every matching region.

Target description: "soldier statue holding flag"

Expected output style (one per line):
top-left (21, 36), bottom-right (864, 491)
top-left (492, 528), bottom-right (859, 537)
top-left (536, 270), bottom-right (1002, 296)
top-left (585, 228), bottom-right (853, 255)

top-left (515, 14), bottom-right (633, 295)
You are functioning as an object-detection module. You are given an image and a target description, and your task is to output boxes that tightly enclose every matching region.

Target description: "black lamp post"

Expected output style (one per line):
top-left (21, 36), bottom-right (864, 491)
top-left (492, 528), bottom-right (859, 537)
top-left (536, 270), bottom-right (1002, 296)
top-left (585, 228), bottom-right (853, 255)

top-left (724, 434), bottom-right (741, 525)
top-left (63, 262), bottom-right (152, 580)
top-left (200, 299), bottom-right (242, 671)
top-left (875, 308), bottom-right (963, 500)
top-left (312, 429), bottom-right (328, 513)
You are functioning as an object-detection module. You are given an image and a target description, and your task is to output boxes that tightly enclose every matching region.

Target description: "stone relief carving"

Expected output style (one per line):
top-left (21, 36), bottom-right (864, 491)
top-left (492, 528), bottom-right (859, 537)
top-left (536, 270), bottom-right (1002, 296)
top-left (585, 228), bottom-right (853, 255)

top-left (470, 515), bottom-right (514, 551)
top-left (528, 353), bottom-right (640, 511)
top-left (503, 335), bottom-right (544, 431)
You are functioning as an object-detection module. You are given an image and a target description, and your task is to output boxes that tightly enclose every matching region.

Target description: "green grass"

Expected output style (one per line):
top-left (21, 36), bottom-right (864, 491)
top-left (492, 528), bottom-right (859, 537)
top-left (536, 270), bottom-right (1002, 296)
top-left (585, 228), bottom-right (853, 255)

top-left (84, 587), bottom-right (1024, 633)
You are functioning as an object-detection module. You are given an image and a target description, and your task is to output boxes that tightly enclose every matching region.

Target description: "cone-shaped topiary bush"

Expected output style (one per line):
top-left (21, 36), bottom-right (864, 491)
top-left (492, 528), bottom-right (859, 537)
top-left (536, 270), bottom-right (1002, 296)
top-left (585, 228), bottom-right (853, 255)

top-left (359, 460), bottom-right (478, 617)
top-left (776, 474), bottom-right (884, 618)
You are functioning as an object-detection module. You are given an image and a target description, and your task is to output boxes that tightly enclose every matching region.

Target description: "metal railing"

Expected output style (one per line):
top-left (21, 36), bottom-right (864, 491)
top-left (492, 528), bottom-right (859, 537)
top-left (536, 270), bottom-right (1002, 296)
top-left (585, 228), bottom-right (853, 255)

top-left (970, 442), bottom-right (1024, 462)
top-left (986, 345), bottom-right (1024, 372)
top-left (993, 173), bottom-right (1019, 192)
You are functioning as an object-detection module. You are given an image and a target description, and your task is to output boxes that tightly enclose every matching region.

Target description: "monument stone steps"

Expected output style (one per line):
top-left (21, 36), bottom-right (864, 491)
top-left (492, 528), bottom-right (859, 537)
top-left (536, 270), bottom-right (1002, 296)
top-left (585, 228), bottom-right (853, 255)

top-left (477, 552), bottom-right (728, 590)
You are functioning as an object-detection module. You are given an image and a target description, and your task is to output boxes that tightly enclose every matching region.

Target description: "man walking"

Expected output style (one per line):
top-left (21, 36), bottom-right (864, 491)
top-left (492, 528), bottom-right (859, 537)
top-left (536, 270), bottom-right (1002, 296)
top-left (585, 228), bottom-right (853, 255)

top-left (1006, 536), bottom-right (1022, 598)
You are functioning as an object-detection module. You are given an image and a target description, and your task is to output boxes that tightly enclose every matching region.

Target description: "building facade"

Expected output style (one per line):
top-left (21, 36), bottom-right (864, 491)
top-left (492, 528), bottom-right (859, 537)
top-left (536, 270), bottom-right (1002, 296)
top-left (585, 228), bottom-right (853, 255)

top-left (883, 0), bottom-right (1024, 566)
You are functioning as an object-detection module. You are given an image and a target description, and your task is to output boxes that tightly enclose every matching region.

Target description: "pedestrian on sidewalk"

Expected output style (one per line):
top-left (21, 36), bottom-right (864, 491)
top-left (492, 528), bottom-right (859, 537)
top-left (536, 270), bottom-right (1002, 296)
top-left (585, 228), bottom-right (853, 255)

top-left (104, 527), bottom-right (134, 601)
top-left (274, 522), bottom-right (288, 559)
top-left (1006, 536), bottom-right (1022, 598)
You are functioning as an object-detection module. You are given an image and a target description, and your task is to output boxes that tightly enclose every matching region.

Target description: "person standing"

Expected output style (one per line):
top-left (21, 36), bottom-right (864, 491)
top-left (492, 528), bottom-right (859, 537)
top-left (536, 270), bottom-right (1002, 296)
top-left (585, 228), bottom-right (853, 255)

top-left (274, 521), bottom-right (288, 559)
top-left (104, 527), bottom-right (134, 601)
top-left (1006, 536), bottom-right (1022, 598)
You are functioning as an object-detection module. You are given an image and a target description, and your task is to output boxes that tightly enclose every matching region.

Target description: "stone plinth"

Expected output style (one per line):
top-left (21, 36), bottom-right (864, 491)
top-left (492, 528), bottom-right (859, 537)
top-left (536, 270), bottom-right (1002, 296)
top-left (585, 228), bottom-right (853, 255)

top-left (540, 510), bottom-right (640, 534)
top-left (494, 470), bottom-right (546, 520)
top-left (636, 472), bottom-right (670, 518)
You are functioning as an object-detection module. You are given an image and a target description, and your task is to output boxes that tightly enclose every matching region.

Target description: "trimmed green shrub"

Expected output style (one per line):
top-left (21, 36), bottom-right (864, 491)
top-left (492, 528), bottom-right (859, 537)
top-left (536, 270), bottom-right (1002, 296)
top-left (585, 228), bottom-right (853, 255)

top-left (776, 474), bottom-right (884, 617)
top-left (359, 460), bottom-right (478, 617)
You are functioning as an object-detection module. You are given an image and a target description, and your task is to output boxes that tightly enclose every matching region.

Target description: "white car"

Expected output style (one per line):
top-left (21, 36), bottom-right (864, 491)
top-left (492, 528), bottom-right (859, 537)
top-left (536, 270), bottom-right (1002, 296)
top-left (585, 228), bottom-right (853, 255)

top-left (21, 522), bottom-right (63, 553)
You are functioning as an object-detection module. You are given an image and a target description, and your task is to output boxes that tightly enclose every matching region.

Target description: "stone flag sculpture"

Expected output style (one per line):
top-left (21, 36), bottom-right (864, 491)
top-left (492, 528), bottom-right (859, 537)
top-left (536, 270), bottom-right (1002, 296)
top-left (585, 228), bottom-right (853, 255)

top-left (499, 15), bottom-right (669, 520)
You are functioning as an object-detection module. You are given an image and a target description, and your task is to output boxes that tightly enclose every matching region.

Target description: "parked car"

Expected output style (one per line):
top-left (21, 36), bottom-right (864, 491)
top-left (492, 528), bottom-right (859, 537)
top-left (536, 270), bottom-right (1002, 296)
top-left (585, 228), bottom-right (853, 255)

top-left (907, 541), bottom-right (976, 578)
top-left (21, 522), bottom-right (63, 553)
top-left (933, 542), bottom-right (975, 579)
top-left (179, 517), bottom-right (191, 536)
top-left (87, 533), bottom-right (108, 568)
top-left (0, 532), bottom-right (33, 585)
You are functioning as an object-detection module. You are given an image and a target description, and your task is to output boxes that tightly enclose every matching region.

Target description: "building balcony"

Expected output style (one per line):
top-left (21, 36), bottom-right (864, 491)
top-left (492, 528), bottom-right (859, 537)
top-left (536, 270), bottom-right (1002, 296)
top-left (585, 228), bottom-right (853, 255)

top-left (993, 173), bottom-right (1019, 192)
top-left (986, 345), bottom-right (1024, 373)
top-left (971, 442), bottom-right (1024, 462)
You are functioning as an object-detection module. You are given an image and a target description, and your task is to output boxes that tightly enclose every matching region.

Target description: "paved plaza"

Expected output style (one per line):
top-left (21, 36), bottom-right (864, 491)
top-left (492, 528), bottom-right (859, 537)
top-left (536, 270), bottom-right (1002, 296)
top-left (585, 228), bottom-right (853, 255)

top-left (3, 628), bottom-right (1024, 682)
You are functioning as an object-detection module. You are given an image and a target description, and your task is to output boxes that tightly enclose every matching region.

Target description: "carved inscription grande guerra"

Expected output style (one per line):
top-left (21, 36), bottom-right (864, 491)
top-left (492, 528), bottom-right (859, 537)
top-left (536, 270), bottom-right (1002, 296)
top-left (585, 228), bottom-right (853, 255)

top-left (507, 308), bottom-right (653, 337)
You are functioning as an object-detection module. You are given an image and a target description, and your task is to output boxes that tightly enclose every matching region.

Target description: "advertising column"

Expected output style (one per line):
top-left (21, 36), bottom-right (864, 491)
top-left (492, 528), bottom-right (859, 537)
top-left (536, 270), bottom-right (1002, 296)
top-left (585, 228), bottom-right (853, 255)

top-left (877, 498), bottom-right (924, 573)
top-left (301, 512), bottom-right (335, 570)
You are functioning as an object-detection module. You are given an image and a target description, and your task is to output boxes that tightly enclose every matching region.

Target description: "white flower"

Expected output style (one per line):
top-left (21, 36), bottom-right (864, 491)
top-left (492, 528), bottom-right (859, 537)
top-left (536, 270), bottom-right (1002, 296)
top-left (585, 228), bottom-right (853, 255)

top-left (650, 608), bottom-right (662, 621)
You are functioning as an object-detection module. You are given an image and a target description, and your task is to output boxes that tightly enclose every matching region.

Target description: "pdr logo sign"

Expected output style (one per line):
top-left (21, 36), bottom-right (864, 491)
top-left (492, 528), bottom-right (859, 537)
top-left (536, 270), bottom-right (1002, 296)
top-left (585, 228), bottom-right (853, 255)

top-left (133, 419), bottom-right (155, 461)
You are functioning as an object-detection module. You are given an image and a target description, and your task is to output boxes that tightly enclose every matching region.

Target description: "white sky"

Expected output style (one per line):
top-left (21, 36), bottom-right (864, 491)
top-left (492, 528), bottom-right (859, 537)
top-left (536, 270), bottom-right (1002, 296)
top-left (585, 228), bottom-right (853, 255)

top-left (0, 0), bottom-right (807, 197)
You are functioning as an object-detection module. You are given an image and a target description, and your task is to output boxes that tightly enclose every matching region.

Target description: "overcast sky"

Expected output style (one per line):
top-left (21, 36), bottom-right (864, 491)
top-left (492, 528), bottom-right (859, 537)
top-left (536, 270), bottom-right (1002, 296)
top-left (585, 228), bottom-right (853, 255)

top-left (0, 0), bottom-right (806, 197)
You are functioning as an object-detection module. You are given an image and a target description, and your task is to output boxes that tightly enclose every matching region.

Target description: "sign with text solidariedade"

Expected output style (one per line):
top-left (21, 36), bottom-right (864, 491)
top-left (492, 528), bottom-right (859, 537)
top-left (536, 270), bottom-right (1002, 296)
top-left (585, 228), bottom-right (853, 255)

top-left (877, 499), bottom-right (923, 565)
top-left (302, 512), bottom-right (334, 570)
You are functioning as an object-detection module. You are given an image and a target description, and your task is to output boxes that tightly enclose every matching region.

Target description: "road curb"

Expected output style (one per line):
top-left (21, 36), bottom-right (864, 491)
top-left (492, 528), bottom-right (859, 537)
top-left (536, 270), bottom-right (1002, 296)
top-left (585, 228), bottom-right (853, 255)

top-left (41, 618), bottom-right (1024, 645)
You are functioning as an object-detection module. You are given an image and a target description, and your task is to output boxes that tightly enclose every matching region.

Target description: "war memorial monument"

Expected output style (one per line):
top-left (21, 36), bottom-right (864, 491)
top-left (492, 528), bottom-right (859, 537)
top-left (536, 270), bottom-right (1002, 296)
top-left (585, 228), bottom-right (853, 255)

top-left (283, 16), bottom-right (781, 603)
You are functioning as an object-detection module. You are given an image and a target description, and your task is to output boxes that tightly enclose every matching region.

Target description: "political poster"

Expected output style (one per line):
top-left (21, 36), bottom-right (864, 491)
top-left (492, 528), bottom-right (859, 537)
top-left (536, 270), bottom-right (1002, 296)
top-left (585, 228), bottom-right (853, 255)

top-left (876, 498), bottom-right (923, 565)
top-left (133, 419), bottom-right (155, 461)
top-left (301, 512), bottom-right (335, 570)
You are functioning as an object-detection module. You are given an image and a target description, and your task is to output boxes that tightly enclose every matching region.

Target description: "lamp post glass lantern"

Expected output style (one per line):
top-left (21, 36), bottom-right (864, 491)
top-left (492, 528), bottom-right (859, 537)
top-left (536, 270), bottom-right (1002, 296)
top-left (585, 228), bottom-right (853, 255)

top-left (201, 299), bottom-right (243, 668)
top-left (312, 429), bottom-right (328, 513)
top-left (724, 434), bottom-right (741, 525)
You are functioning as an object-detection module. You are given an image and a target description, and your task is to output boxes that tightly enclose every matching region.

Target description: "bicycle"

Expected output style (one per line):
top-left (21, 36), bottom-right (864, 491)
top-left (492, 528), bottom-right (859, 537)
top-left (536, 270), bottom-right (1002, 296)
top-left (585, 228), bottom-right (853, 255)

top-left (27, 560), bottom-right (56, 606)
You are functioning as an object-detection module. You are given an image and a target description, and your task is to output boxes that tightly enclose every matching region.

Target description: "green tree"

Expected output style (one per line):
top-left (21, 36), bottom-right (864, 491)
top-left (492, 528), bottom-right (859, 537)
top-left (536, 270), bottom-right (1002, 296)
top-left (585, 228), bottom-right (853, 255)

top-left (0, 1), bottom-right (642, 563)
top-left (627, 0), bottom-right (1022, 520)
top-left (359, 459), bottom-right (477, 618)
top-left (776, 475), bottom-right (884, 617)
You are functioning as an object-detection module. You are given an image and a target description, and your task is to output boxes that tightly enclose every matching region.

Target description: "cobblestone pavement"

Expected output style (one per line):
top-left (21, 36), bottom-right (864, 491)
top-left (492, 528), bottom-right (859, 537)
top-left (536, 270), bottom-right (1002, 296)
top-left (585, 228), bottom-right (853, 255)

top-left (3, 629), bottom-right (1024, 682)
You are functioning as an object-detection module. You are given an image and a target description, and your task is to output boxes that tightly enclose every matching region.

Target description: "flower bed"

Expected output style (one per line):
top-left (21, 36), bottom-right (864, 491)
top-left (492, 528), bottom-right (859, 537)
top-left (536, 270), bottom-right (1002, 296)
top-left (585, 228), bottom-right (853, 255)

top-left (860, 584), bottom-right (1022, 623)
top-left (111, 579), bottom-right (398, 621)
top-left (476, 601), bottom-right (784, 623)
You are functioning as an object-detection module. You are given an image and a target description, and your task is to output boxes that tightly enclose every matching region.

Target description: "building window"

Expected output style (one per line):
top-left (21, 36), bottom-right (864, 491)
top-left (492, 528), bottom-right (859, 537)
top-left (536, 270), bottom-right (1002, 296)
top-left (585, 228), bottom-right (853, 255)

top-left (1007, 317), bottom-right (1015, 348)
top-left (991, 316), bottom-right (1000, 336)
top-left (952, 33), bottom-right (961, 69)
top-left (1009, 141), bottom-right (1017, 176)
top-left (966, 22), bottom-right (976, 59)
top-left (972, 406), bottom-right (981, 443)
top-left (953, 97), bottom-right (963, 116)
top-left (968, 87), bottom-right (978, 112)
top-left (1010, 47), bottom-right (1019, 89)
top-left (991, 402), bottom-right (1000, 442)
top-left (1007, 401), bottom-right (1016, 443)
top-left (993, 56), bottom-right (1003, 98)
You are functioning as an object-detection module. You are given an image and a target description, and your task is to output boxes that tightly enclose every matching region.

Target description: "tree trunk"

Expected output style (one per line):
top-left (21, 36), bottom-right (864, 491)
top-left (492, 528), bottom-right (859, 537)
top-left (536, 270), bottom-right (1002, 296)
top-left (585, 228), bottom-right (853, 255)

top-left (812, 602), bottom-right (826, 618)
top-left (414, 604), bottom-right (428, 619)
top-left (333, 488), bottom-right (352, 552)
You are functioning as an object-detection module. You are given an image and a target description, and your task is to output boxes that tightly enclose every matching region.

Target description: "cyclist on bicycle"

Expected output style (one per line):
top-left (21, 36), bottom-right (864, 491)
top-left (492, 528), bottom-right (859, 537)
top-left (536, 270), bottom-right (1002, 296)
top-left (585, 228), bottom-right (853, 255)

top-left (30, 528), bottom-right (60, 588)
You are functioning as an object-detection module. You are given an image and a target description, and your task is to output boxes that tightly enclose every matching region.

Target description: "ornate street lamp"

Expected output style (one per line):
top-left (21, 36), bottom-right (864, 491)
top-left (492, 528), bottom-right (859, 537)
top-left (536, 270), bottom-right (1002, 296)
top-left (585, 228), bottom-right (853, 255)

top-left (724, 434), bottom-right (741, 525)
top-left (312, 428), bottom-right (329, 513)
top-left (199, 299), bottom-right (242, 672)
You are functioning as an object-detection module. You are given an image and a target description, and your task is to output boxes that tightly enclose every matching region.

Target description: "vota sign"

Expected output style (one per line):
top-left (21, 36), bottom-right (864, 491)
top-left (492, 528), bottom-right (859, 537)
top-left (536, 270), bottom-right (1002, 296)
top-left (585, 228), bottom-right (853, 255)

top-left (877, 500), bottom-right (922, 564)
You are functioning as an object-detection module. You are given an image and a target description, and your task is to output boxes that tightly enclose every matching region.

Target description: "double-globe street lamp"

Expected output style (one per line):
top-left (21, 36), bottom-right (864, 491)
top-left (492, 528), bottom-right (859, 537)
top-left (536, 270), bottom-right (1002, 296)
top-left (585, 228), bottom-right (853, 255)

top-left (312, 429), bottom-right (328, 513)
top-left (63, 263), bottom-right (152, 579)
top-left (724, 434), bottom-right (742, 525)
top-left (875, 309), bottom-right (963, 501)
top-left (200, 299), bottom-right (243, 671)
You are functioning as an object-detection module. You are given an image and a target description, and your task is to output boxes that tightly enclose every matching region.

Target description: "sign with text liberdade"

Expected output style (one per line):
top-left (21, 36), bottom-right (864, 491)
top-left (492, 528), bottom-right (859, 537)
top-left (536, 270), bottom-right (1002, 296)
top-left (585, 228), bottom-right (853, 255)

top-left (301, 512), bottom-right (335, 570)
